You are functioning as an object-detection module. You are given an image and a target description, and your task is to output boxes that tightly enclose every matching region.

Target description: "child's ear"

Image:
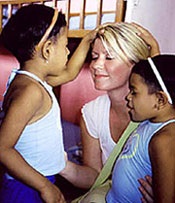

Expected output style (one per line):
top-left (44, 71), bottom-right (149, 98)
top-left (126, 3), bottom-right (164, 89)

top-left (156, 91), bottom-right (169, 107)
top-left (42, 40), bottom-right (52, 61)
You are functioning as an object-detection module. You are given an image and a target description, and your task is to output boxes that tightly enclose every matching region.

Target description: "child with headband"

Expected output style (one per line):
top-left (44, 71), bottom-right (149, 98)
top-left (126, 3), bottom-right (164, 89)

top-left (106, 54), bottom-right (175, 203)
top-left (0, 4), bottom-right (97, 203)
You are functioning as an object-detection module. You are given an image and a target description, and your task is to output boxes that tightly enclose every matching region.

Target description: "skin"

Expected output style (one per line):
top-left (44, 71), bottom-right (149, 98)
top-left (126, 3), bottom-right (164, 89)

top-left (0, 26), bottom-right (97, 203)
top-left (81, 24), bottom-right (161, 180)
top-left (60, 24), bottom-right (161, 195)
top-left (127, 73), bottom-right (175, 203)
top-left (124, 23), bottom-right (161, 203)
top-left (138, 176), bottom-right (154, 203)
top-left (132, 23), bottom-right (160, 57)
top-left (47, 28), bottom-right (98, 86)
top-left (0, 27), bottom-right (69, 203)
top-left (82, 38), bottom-right (133, 172)
top-left (60, 37), bottom-right (133, 189)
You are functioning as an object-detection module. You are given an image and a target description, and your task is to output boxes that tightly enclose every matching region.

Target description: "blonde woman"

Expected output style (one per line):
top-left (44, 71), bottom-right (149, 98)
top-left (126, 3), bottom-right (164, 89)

top-left (60, 22), bottom-right (159, 202)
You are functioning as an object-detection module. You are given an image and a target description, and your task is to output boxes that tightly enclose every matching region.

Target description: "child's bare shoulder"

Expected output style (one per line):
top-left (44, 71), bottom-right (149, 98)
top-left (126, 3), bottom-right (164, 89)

top-left (4, 77), bottom-right (45, 113)
top-left (149, 122), bottom-right (175, 155)
top-left (12, 77), bottom-right (44, 98)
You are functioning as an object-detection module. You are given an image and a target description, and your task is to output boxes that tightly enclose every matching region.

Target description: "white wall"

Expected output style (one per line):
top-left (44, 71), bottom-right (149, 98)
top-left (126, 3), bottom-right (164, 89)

top-left (125, 0), bottom-right (175, 54)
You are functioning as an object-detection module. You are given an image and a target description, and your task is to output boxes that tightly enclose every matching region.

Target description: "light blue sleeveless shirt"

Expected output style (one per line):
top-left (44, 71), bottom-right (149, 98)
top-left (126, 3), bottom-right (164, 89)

top-left (106, 119), bottom-right (175, 203)
top-left (5, 69), bottom-right (65, 178)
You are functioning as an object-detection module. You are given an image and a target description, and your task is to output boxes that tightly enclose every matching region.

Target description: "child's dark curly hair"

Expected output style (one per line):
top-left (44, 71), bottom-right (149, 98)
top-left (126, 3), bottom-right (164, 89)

top-left (0, 4), bottom-right (66, 66)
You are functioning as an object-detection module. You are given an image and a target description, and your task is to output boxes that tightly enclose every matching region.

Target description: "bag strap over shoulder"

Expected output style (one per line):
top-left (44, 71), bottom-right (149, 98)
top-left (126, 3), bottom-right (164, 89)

top-left (91, 121), bottom-right (139, 190)
top-left (71, 121), bottom-right (139, 203)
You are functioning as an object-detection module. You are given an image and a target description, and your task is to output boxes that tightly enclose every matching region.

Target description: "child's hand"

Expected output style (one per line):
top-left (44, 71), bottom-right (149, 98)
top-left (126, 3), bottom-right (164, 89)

top-left (131, 22), bottom-right (160, 57)
top-left (138, 176), bottom-right (154, 203)
top-left (40, 180), bottom-right (66, 203)
top-left (82, 28), bottom-right (98, 44)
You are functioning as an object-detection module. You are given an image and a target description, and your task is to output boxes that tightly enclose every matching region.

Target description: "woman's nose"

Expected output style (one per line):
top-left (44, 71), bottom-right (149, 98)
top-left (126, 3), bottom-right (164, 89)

top-left (93, 64), bottom-right (103, 70)
top-left (92, 59), bottom-right (104, 70)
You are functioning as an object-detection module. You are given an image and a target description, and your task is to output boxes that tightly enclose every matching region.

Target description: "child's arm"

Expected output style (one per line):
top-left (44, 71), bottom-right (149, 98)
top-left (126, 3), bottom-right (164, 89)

top-left (0, 84), bottom-right (65, 203)
top-left (149, 125), bottom-right (175, 203)
top-left (131, 23), bottom-right (160, 57)
top-left (47, 29), bottom-right (97, 86)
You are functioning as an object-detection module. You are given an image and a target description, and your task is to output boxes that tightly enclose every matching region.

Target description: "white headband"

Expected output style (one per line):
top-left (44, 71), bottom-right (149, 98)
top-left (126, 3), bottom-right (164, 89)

top-left (148, 57), bottom-right (172, 104)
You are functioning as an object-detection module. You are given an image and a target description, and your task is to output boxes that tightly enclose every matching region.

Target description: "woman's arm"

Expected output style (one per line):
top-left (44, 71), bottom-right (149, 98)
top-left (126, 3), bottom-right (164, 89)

top-left (59, 159), bottom-right (98, 189)
top-left (60, 116), bottom-right (102, 189)
top-left (80, 116), bottom-right (103, 173)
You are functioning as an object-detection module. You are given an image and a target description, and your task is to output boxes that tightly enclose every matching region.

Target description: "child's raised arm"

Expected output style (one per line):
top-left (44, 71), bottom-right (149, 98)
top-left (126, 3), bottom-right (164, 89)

top-left (131, 23), bottom-right (160, 57)
top-left (47, 29), bottom-right (98, 86)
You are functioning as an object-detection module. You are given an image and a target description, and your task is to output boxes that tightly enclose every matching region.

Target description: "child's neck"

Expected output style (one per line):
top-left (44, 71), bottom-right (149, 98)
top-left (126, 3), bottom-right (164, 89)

top-left (150, 108), bottom-right (175, 123)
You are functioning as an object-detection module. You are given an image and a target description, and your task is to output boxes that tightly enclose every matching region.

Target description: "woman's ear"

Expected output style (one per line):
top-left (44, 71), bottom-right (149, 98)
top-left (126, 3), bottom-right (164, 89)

top-left (42, 39), bottom-right (52, 61)
top-left (156, 91), bottom-right (169, 108)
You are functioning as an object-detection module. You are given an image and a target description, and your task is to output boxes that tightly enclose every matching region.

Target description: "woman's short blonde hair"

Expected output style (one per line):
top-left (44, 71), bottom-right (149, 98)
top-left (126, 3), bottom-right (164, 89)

top-left (95, 22), bottom-right (150, 64)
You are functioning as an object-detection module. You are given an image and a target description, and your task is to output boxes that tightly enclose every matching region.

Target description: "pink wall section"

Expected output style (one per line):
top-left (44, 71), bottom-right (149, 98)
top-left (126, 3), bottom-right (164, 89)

top-left (0, 46), bottom-right (19, 102)
top-left (60, 63), bottom-right (105, 125)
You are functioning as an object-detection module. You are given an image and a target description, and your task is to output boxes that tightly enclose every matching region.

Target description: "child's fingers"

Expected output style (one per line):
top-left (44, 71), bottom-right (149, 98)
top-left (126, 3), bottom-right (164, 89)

top-left (138, 178), bottom-right (154, 203)
top-left (145, 175), bottom-right (153, 186)
top-left (139, 186), bottom-right (154, 203)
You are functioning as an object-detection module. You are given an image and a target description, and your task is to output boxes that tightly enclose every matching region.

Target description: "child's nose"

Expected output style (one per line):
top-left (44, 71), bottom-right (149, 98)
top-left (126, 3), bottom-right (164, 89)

top-left (126, 92), bottom-right (132, 101)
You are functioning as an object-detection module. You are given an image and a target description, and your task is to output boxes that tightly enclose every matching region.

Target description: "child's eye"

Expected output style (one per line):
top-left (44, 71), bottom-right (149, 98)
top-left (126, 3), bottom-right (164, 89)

top-left (130, 89), bottom-right (136, 95)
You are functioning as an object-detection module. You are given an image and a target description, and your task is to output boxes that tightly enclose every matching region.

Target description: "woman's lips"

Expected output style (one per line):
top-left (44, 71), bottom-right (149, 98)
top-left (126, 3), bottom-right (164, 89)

top-left (94, 74), bottom-right (108, 79)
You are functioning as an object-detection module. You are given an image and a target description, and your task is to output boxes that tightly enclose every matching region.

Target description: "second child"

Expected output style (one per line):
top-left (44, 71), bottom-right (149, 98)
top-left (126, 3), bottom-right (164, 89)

top-left (106, 54), bottom-right (175, 203)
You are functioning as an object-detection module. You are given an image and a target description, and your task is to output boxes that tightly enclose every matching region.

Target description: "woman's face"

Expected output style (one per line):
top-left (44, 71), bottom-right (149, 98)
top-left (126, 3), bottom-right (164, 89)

top-left (89, 38), bottom-right (134, 91)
